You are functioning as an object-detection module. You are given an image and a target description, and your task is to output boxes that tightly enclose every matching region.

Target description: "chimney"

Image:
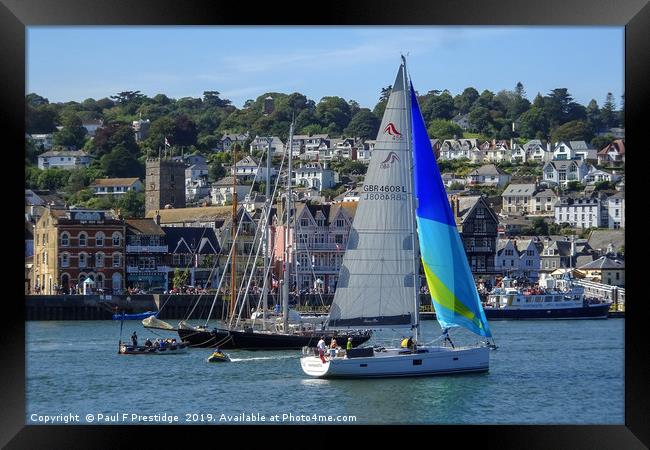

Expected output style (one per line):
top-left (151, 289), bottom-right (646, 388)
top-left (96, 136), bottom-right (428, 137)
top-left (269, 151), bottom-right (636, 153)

top-left (154, 210), bottom-right (161, 225)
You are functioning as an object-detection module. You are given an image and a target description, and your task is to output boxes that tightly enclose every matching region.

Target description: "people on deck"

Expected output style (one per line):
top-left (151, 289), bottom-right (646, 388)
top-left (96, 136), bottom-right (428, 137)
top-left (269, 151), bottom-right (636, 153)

top-left (401, 336), bottom-right (414, 350)
top-left (346, 337), bottom-right (353, 351)
top-left (144, 338), bottom-right (152, 347)
top-left (131, 332), bottom-right (138, 347)
top-left (442, 328), bottom-right (455, 349)
top-left (329, 338), bottom-right (338, 359)
top-left (317, 337), bottom-right (327, 363)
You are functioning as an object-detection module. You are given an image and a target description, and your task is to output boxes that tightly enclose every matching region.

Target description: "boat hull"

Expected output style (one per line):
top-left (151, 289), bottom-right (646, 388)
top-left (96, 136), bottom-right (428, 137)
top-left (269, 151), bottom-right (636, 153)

top-left (118, 344), bottom-right (187, 355)
top-left (301, 346), bottom-right (489, 379)
top-left (177, 327), bottom-right (372, 350)
top-left (483, 303), bottom-right (610, 320)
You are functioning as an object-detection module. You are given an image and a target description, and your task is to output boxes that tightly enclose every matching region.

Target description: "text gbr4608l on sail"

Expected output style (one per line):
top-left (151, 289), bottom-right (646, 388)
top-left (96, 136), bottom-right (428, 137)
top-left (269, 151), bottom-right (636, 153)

top-left (300, 57), bottom-right (494, 378)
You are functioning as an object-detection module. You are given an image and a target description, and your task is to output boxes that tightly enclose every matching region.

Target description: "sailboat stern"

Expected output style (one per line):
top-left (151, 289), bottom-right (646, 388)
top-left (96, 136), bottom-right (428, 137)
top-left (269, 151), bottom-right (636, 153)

top-left (300, 354), bottom-right (331, 377)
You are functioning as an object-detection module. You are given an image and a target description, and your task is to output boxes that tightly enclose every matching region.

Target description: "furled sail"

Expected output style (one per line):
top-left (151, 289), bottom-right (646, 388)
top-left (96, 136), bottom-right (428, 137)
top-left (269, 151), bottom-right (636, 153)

top-left (410, 82), bottom-right (492, 337)
top-left (328, 64), bottom-right (416, 328)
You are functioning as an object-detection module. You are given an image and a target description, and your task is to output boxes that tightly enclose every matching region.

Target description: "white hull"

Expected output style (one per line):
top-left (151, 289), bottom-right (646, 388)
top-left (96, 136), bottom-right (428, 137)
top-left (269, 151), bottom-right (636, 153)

top-left (301, 346), bottom-right (489, 379)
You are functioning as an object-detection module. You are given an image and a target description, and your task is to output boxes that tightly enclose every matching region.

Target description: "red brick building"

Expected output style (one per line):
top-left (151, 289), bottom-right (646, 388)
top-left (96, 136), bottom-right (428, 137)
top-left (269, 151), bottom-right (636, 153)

top-left (33, 208), bottom-right (126, 294)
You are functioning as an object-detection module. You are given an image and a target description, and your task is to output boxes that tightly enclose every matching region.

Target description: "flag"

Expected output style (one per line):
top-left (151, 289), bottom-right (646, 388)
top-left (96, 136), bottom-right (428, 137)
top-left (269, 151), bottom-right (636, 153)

top-left (164, 137), bottom-right (171, 147)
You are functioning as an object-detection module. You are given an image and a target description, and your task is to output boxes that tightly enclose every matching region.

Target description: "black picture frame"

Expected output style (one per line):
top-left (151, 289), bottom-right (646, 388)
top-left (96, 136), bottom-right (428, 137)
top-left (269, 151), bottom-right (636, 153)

top-left (3, 0), bottom-right (647, 447)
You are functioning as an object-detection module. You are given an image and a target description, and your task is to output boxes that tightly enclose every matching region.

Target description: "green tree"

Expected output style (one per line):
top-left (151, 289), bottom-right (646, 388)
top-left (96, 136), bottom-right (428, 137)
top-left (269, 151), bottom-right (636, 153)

top-left (345, 109), bottom-right (380, 139)
top-left (468, 107), bottom-right (493, 134)
top-left (551, 120), bottom-right (593, 143)
top-left (117, 190), bottom-right (145, 218)
top-left (208, 161), bottom-right (226, 182)
top-left (454, 87), bottom-right (479, 114)
top-left (532, 217), bottom-right (549, 236)
top-left (518, 107), bottom-right (549, 139)
top-left (173, 268), bottom-right (189, 288)
top-left (421, 91), bottom-right (455, 121)
top-left (36, 168), bottom-right (71, 190)
top-left (427, 119), bottom-right (463, 140)
top-left (591, 134), bottom-right (614, 150)
top-left (91, 122), bottom-right (139, 158)
top-left (26, 104), bottom-right (58, 134)
top-left (100, 146), bottom-right (144, 178)
top-left (601, 92), bottom-right (616, 129)
top-left (316, 96), bottom-right (352, 134)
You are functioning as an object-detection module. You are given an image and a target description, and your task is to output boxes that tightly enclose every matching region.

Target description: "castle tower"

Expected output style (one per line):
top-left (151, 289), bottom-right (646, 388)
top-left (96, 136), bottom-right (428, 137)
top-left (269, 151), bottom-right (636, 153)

top-left (145, 158), bottom-right (186, 215)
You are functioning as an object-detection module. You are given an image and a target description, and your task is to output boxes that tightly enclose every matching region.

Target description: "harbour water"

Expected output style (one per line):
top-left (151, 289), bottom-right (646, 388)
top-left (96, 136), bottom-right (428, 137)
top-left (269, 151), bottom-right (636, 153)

top-left (26, 319), bottom-right (624, 425)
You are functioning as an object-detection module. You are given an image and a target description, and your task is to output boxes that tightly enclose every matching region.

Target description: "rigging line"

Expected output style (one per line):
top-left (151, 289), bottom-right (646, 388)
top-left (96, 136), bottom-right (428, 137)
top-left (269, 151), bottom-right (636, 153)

top-left (249, 244), bottom-right (277, 328)
top-left (231, 146), bottom-right (288, 328)
top-left (207, 142), bottom-right (286, 328)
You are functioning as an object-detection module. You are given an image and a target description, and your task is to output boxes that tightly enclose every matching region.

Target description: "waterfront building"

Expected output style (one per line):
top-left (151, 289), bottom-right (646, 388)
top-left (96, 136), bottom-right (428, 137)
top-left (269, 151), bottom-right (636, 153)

top-left (37, 150), bottom-right (92, 170)
top-left (32, 208), bottom-right (125, 294)
top-left (577, 255), bottom-right (625, 287)
top-left (144, 205), bottom-right (230, 229)
top-left (162, 226), bottom-right (221, 289)
top-left (531, 188), bottom-right (558, 216)
top-left (89, 178), bottom-right (143, 196)
top-left (449, 195), bottom-right (499, 281)
top-left (495, 238), bottom-right (543, 280)
top-left (273, 201), bottom-right (357, 293)
top-left (145, 158), bottom-right (186, 215)
top-left (125, 218), bottom-right (169, 291)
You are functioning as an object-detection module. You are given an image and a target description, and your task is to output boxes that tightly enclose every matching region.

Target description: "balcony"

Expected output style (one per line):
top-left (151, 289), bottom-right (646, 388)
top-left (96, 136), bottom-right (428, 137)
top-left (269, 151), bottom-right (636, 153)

top-left (126, 245), bottom-right (168, 253)
top-left (126, 265), bottom-right (170, 273)
top-left (296, 243), bottom-right (344, 250)
top-left (296, 265), bottom-right (339, 273)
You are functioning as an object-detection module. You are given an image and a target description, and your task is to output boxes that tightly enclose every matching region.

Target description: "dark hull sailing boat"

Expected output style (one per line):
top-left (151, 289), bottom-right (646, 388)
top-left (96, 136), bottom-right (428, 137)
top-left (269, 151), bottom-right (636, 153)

top-left (173, 131), bottom-right (371, 350)
top-left (301, 58), bottom-right (494, 378)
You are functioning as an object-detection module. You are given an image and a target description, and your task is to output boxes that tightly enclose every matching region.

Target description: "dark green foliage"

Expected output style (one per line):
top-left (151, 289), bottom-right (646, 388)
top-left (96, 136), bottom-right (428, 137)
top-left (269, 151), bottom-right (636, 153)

top-left (551, 120), bottom-right (594, 143)
top-left (345, 109), bottom-right (380, 139)
top-left (427, 119), bottom-right (463, 140)
top-left (100, 146), bottom-right (144, 178)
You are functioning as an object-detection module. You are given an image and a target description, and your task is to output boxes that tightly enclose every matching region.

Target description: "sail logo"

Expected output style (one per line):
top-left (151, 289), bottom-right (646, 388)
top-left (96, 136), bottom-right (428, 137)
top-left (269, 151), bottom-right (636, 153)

top-left (383, 122), bottom-right (403, 140)
top-left (380, 151), bottom-right (400, 169)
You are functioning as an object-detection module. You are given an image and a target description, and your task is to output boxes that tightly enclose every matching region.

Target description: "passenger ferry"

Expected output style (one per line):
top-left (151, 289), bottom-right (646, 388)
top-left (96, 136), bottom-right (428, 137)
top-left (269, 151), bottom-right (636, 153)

top-left (483, 275), bottom-right (611, 319)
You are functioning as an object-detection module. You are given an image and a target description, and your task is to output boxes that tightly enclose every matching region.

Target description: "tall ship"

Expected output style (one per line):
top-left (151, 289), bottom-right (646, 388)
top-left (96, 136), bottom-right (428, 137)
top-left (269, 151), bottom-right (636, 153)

top-left (483, 275), bottom-right (611, 319)
top-left (160, 126), bottom-right (372, 349)
top-left (301, 57), bottom-right (495, 379)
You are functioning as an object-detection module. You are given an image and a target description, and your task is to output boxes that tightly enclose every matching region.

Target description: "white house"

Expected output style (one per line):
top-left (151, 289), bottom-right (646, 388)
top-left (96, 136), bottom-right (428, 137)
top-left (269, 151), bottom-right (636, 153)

top-left (501, 184), bottom-right (536, 214)
top-left (89, 178), bottom-right (143, 196)
top-left (38, 150), bottom-right (92, 170)
top-left (554, 194), bottom-right (603, 228)
top-left (597, 140), bottom-right (625, 165)
top-left (219, 132), bottom-right (249, 152)
top-left (495, 238), bottom-right (543, 280)
top-left (185, 164), bottom-right (210, 202)
top-left (210, 176), bottom-right (250, 206)
top-left (466, 164), bottom-right (511, 187)
top-left (510, 144), bottom-right (529, 163)
top-left (531, 189), bottom-right (558, 216)
top-left (529, 142), bottom-right (554, 164)
top-left (542, 159), bottom-right (591, 187)
top-left (552, 142), bottom-right (577, 160)
top-left (81, 119), bottom-right (103, 137)
top-left (231, 155), bottom-right (277, 181)
top-left (249, 135), bottom-right (285, 155)
top-left (29, 133), bottom-right (54, 150)
top-left (583, 167), bottom-right (622, 185)
top-left (606, 191), bottom-right (625, 229)
top-left (292, 162), bottom-right (335, 192)
top-left (569, 141), bottom-right (597, 161)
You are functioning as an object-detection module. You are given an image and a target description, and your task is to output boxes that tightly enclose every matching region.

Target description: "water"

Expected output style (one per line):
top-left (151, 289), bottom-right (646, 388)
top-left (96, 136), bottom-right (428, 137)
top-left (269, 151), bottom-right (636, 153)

top-left (26, 319), bottom-right (624, 425)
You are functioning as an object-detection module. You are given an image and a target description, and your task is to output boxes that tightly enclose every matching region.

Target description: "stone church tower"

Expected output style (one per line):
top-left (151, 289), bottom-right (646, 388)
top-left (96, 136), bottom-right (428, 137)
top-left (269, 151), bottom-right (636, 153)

top-left (145, 158), bottom-right (186, 215)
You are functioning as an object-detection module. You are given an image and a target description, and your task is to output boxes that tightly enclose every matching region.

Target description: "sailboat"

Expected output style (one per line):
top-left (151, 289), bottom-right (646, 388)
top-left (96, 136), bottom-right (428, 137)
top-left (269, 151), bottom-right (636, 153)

top-left (301, 57), bottom-right (494, 378)
top-left (176, 126), bottom-right (372, 350)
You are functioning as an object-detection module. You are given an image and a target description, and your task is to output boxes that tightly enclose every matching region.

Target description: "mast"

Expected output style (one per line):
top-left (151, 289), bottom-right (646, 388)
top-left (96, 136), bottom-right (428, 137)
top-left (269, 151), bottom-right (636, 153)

top-left (282, 123), bottom-right (294, 332)
top-left (230, 144), bottom-right (238, 322)
top-left (402, 55), bottom-right (420, 343)
top-left (263, 137), bottom-right (272, 327)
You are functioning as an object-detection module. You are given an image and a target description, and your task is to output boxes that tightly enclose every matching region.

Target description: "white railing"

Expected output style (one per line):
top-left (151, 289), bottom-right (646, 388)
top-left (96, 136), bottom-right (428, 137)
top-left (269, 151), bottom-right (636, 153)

top-left (125, 245), bottom-right (168, 253)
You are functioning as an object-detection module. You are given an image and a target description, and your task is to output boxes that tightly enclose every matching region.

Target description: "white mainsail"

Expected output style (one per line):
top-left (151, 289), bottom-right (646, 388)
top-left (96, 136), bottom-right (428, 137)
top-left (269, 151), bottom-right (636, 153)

top-left (328, 65), bottom-right (417, 328)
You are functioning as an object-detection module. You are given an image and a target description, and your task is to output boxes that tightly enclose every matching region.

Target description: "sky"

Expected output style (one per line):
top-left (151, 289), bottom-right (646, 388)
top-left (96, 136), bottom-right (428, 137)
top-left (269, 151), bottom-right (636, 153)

top-left (27, 26), bottom-right (624, 109)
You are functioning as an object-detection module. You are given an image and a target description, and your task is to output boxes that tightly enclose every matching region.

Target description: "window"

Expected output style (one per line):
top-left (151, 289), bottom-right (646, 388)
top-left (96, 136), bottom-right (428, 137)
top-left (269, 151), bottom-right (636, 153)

top-left (79, 232), bottom-right (87, 247)
top-left (335, 235), bottom-right (343, 245)
top-left (96, 232), bottom-right (104, 247)
top-left (615, 209), bottom-right (619, 217)
top-left (113, 253), bottom-right (121, 268)
top-left (112, 232), bottom-right (121, 246)
top-left (511, 260), bottom-right (514, 266)
top-left (79, 253), bottom-right (87, 268)
top-left (96, 253), bottom-right (104, 268)
top-left (300, 218), bottom-right (309, 227)
top-left (335, 219), bottom-right (345, 228)
top-left (61, 253), bottom-right (69, 267)
top-left (60, 233), bottom-right (69, 247)
top-left (473, 221), bottom-right (486, 233)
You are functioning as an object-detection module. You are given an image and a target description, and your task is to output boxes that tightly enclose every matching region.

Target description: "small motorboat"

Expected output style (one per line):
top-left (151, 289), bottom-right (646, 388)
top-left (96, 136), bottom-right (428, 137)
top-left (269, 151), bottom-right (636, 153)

top-left (119, 342), bottom-right (188, 355)
top-left (207, 350), bottom-right (231, 363)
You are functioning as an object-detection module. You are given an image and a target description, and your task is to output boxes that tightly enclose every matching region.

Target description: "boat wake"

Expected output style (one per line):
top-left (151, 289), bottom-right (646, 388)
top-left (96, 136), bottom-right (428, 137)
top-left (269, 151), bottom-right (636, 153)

top-left (229, 355), bottom-right (298, 362)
